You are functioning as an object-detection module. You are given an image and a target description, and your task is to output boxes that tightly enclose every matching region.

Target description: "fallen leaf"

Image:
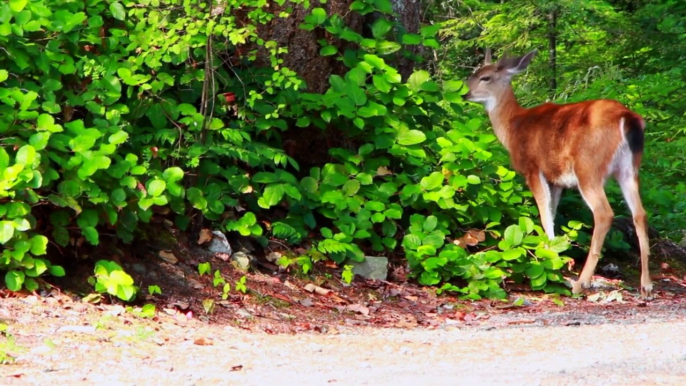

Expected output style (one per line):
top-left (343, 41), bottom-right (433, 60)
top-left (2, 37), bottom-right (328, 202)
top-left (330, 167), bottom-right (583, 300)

top-left (194, 337), bottom-right (214, 346)
top-left (376, 166), bottom-right (393, 176)
top-left (304, 283), bottom-right (331, 296)
top-left (197, 229), bottom-right (212, 245)
top-left (403, 295), bottom-right (418, 302)
top-left (299, 298), bottom-right (314, 307)
top-left (158, 250), bottom-right (178, 264)
top-left (230, 365), bottom-right (243, 372)
top-left (343, 304), bottom-right (370, 316)
top-left (587, 292), bottom-right (601, 302)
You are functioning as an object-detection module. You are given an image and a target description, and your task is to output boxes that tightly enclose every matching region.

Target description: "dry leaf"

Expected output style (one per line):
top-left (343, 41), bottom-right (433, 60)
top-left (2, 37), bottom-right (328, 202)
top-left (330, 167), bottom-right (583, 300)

top-left (158, 250), bottom-right (178, 264)
top-left (197, 229), bottom-right (212, 245)
top-left (230, 365), bottom-right (243, 372)
top-left (376, 166), bottom-right (393, 176)
top-left (344, 304), bottom-right (370, 316)
top-left (193, 337), bottom-right (214, 346)
top-left (304, 283), bottom-right (331, 296)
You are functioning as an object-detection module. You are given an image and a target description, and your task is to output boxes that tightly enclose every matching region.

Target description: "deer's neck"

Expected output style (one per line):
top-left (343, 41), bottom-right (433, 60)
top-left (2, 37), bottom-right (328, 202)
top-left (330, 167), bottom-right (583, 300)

top-left (487, 88), bottom-right (524, 152)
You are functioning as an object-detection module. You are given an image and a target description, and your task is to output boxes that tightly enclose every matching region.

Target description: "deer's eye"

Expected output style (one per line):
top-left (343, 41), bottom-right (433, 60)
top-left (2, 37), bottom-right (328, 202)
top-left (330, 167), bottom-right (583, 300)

top-left (480, 76), bottom-right (491, 82)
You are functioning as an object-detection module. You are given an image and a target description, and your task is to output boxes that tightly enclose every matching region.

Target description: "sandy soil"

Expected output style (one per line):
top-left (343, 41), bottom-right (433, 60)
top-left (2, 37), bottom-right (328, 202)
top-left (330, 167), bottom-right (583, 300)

top-left (1, 292), bottom-right (685, 386)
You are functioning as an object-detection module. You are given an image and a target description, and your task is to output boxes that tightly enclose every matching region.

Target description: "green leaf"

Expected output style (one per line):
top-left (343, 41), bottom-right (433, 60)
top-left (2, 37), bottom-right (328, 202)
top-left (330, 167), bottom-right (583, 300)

top-left (309, 7), bottom-right (327, 24)
top-left (49, 265), bottom-right (66, 277)
top-left (301, 177), bottom-right (319, 193)
top-left (29, 235), bottom-right (48, 255)
top-left (408, 70), bottom-right (430, 92)
top-left (109, 131), bottom-right (129, 145)
top-left (504, 225), bottom-right (524, 247)
top-left (110, 2), bottom-right (126, 20)
top-left (467, 175), bottom-right (481, 185)
top-left (397, 130), bottom-right (426, 146)
top-left (9, 0), bottom-right (28, 12)
top-left (187, 188), bottom-right (207, 210)
top-left (5, 270), bottom-right (24, 291)
top-left (420, 172), bottom-right (444, 191)
top-left (0, 70), bottom-right (8, 82)
top-left (0, 221), bottom-right (14, 244)
top-left (15, 145), bottom-right (36, 166)
top-left (371, 18), bottom-right (393, 38)
top-left (147, 180), bottom-right (166, 197)
top-left (423, 216), bottom-right (438, 232)
top-left (401, 34), bottom-right (422, 45)
top-left (346, 83), bottom-right (367, 106)
top-left (162, 167), bottom-right (184, 182)
top-left (260, 184), bottom-right (285, 208)
top-left (320, 45), bottom-right (338, 56)
top-left (342, 180), bottom-right (361, 196)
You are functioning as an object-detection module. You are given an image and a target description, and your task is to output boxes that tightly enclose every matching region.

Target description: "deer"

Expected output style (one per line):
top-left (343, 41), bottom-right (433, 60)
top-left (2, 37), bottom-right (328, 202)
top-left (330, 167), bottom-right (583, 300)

top-left (463, 49), bottom-right (652, 298)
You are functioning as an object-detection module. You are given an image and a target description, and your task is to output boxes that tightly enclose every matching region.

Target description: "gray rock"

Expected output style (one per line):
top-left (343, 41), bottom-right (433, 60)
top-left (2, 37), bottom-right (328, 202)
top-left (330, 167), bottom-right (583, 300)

top-left (350, 256), bottom-right (388, 281)
top-left (232, 251), bottom-right (251, 271)
top-left (208, 231), bottom-right (232, 255)
top-left (130, 263), bottom-right (146, 275)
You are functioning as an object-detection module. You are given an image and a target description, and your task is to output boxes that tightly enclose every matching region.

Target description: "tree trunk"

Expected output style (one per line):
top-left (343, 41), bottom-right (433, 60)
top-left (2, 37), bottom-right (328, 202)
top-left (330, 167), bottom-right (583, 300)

top-left (250, 0), bottom-right (364, 93)
top-left (547, 9), bottom-right (557, 98)
top-left (391, 0), bottom-right (422, 80)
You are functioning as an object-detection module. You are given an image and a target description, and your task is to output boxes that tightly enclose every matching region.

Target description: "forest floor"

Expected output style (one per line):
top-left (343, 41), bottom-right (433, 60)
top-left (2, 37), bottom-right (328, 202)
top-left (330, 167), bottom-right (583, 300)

top-left (2, 228), bottom-right (686, 385)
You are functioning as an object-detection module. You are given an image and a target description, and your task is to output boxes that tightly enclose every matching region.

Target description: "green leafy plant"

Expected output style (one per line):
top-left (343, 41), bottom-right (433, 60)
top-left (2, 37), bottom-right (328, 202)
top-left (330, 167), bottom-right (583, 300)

top-left (88, 260), bottom-right (138, 302)
top-left (148, 285), bottom-right (162, 296)
top-left (198, 262), bottom-right (211, 276)
top-left (342, 265), bottom-right (354, 284)
top-left (235, 276), bottom-right (247, 294)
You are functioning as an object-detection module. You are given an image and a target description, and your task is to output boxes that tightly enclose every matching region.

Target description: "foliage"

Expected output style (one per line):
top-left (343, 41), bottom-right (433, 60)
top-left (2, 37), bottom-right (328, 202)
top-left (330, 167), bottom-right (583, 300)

top-left (2, 0), bottom-right (638, 300)
top-left (88, 260), bottom-right (137, 301)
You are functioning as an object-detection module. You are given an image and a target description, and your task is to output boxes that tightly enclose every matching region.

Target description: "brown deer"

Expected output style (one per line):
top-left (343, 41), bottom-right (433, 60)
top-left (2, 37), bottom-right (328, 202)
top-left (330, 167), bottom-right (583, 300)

top-left (463, 49), bottom-right (652, 298)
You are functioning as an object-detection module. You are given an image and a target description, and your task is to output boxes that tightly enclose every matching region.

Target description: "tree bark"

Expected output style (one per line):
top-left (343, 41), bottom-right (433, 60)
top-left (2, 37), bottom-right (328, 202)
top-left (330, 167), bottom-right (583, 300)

top-left (547, 9), bottom-right (557, 98)
top-left (249, 0), bottom-right (364, 93)
top-left (390, 0), bottom-right (422, 80)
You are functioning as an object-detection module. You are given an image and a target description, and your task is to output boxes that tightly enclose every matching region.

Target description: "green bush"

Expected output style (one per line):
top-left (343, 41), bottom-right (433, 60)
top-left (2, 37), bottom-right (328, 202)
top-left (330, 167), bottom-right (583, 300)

top-left (0, 0), bottom-right (577, 300)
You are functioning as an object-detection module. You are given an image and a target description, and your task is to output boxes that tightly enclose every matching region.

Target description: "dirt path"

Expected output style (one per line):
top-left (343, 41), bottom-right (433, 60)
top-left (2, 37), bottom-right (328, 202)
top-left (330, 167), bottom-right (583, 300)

top-left (2, 295), bottom-right (686, 386)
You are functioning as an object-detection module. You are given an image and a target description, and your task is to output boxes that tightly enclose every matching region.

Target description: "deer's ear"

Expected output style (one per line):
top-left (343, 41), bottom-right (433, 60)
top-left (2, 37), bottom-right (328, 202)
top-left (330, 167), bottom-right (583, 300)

top-left (498, 49), bottom-right (537, 75)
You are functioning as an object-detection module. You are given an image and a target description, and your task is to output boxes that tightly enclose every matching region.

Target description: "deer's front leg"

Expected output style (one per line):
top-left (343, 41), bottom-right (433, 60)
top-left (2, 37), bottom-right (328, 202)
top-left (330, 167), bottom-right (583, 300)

top-left (527, 171), bottom-right (556, 240)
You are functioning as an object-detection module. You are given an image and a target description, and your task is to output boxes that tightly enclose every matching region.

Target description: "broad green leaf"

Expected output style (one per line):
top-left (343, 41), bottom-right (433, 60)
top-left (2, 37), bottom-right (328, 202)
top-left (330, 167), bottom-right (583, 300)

top-left (504, 225), bottom-right (523, 247)
top-left (110, 2), bottom-right (126, 20)
top-left (9, 0), bottom-right (28, 12)
top-left (147, 180), bottom-right (166, 197)
top-left (320, 45), bottom-right (338, 56)
top-left (162, 167), bottom-right (184, 182)
top-left (397, 130), bottom-right (426, 146)
top-left (49, 265), bottom-right (66, 277)
top-left (260, 184), bottom-right (285, 208)
top-left (15, 145), bottom-right (36, 165)
top-left (5, 270), bottom-right (24, 291)
top-left (109, 131), bottom-right (129, 145)
top-left (0, 221), bottom-right (14, 244)
top-left (420, 172), bottom-right (444, 191)
top-left (29, 235), bottom-right (48, 255)
top-left (408, 70), bottom-right (430, 92)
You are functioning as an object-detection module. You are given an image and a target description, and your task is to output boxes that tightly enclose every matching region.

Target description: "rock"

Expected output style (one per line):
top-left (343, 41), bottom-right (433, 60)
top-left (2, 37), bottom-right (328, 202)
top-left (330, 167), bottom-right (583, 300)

top-left (158, 250), bottom-right (178, 264)
top-left (131, 263), bottom-right (146, 275)
top-left (208, 231), bottom-right (232, 255)
top-left (232, 251), bottom-right (251, 271)
top-left (350, 256), bottom-right (388, 281)
top-left (266, 251), bottom-right (282, 262)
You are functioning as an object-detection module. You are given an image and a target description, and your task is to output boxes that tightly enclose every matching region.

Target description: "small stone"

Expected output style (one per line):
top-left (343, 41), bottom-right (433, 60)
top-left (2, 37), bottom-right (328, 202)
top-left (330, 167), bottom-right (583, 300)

top-left (266, 251), bottom-right (282, 262)
top-left (158, 250), bottom-right (178, 264)
top-left (231, 251), bottom-right (251, 271)
top-left (208, 231), bottom-right (232, 255)
top-left (349, 256), bottom-right (388, 281)
top-left (131, 263), bottom-right (146, 275)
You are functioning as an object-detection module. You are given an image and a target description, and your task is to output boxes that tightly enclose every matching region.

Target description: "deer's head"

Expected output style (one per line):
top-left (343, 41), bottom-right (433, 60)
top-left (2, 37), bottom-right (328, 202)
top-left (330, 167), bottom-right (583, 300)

top-left (463, 49), bottom-right (538, 112)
